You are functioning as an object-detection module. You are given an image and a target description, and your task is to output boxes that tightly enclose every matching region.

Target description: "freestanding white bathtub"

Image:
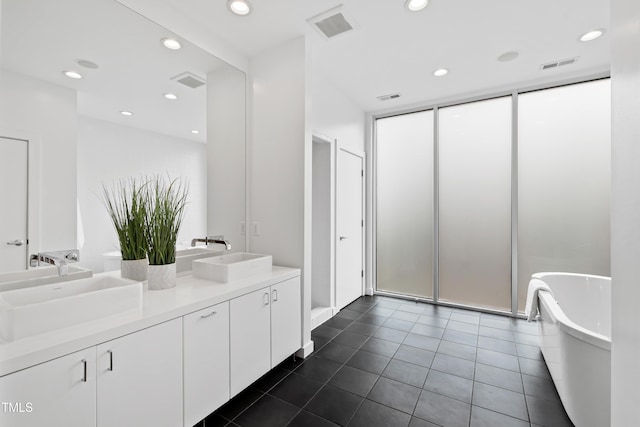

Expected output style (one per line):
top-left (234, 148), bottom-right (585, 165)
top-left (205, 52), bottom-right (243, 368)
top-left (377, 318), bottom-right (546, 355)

top-left (532, 272), bottom-right (611, 427)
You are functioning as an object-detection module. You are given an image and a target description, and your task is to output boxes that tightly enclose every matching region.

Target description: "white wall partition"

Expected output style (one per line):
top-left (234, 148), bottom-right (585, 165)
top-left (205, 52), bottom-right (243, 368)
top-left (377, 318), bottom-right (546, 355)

top-left (518, 80), bottom-right (611, 312)
top-left (376, 111), bottom-right (434, 299)
top-left (438, 97), bottom-right (512, 311)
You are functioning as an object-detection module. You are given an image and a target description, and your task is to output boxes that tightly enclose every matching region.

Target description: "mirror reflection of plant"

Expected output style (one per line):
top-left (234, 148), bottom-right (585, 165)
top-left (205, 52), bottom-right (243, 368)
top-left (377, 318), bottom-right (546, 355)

top-left (102, 178), bottom-right (147, 261)
top-left (144, 175), bottom-right (189, 266)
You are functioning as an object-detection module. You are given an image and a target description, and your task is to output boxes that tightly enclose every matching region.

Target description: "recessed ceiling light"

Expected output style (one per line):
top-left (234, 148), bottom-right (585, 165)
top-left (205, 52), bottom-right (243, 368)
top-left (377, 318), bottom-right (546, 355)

top-left (164, 93), bottom-right (178, 100)
top-left (76, 59), bottom-right (99, 69)
top-left (120, 111), bottom-right (133, 116)
top-left (63, 70), bottom-right (83, 79)
top-left (191, 130), bottom-right (200, 135)
top-left (433, 68), bottom-right (448, 77)
top-left (161, 38), bottom-right (182, 50)
top-left (228, 0), bottom-right (251, 15)
top-left (405, 0), bottom-right (428, 12)
top-left (497, 51), bottom-right (519, 62)
top-left (579, 29), bottom-right (605, 42)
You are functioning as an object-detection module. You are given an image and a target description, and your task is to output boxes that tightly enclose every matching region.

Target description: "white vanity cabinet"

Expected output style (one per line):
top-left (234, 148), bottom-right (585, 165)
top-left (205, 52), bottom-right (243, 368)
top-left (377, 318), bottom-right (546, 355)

top-left (0, 347), bottom-right (97, 427)
top-left (183, 301), bottom-right (230, 427)
top-left (229, 277), bottom-right (301, 396)
top-left (96, 318), bottom-right (183, 427)
top-left (0, 269), bottom-right (301, 427)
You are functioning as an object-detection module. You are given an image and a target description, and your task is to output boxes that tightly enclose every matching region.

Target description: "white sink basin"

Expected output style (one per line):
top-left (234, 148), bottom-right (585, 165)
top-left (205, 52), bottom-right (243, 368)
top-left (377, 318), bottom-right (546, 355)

top-left (0, 275), bottom-right (142, 342)
top-left (192, 253), bottom-right (272, 283)
top-left (175, 247), bottom-right (224, 273)
top-left (0, 265), bottom-right (93, 293)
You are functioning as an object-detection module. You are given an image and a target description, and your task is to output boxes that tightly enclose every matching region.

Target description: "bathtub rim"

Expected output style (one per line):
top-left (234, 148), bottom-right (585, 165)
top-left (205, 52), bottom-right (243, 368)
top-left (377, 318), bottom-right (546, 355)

top-left (533, 272), bottom-right (611, 351)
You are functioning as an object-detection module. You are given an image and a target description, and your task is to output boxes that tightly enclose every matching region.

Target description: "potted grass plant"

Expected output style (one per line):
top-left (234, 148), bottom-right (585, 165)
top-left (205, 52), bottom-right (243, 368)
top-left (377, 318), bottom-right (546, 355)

top-left (144, 175), bottom-right (189, 290)
top-left (102, 178), bottom-right (148, 281)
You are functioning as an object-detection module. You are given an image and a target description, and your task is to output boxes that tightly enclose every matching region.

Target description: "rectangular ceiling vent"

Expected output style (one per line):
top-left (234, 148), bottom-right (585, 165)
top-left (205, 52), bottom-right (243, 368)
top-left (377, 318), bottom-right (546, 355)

top-left (308, 5), bottom-right (358, 40)
top-left (540, 57), bottom-right (579, 71)
top-left (171, 72), bottom-right (206, 89)
top-left (377, 93), bottom-right (401, 102)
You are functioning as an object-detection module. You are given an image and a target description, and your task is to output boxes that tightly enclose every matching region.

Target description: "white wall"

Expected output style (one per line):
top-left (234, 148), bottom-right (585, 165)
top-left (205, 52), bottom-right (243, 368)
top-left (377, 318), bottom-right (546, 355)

top-left (611, 0), bottom-right (640, 424)
top-left (77, 116), bottom-right (206, 273)
top-left (311, 73), bottom-right (365, 152)
top-left (207, 66), bottom-right (246, 251)
top-left (0, 69), bottom-right (77, 252)
top-left (250, 38), bottom-right (306, 268)
top-left (249, 37), bottom-right (313, 355)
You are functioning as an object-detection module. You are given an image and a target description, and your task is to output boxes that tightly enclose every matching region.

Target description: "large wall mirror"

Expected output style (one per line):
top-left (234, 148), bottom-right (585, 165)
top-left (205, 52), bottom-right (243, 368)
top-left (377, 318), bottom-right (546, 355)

top-left (0, 0), bottom-right (246, 273)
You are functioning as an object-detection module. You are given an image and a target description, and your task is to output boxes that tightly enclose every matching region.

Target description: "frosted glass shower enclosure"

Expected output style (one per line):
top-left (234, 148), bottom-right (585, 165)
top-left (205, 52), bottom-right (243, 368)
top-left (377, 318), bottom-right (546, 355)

top-left (374, 79), bottom-right (610, 314)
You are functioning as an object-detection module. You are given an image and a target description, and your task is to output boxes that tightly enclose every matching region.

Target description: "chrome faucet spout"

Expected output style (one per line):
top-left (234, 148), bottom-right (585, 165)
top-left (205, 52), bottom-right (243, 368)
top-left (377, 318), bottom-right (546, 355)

top-left (190, 236), bottom-right (231, 251)
top-left (209, 238), bottom-right (232, 251)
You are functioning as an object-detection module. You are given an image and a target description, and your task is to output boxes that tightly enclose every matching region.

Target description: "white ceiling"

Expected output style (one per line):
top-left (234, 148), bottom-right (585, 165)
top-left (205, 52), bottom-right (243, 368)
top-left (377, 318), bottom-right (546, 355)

top-left (156, 0), bottom-right (610, 112)
top-left (1, 0), bottom-right (229, 143)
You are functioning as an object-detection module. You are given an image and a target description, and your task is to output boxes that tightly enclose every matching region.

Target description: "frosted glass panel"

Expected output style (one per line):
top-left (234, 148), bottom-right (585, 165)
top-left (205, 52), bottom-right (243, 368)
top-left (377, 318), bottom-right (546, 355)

top-left (518, 80), bottom-right (611, 312)
top-left (376, 111), bottom-right (434, 298)
top-left (439, 97), bottom-right (512, 311)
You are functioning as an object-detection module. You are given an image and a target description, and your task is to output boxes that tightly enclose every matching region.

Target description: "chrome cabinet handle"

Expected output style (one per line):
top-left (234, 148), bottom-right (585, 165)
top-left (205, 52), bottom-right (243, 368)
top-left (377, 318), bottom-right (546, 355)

top-left (339, 236), bottom-right (348, 241)
top-left (107, 350), bottom-right (113, 371)
top-left (81, 359), bottom-right (87, 382)
top-left (272, 289), bottom-right (278, 302)
top-left (263, 292), bottom-right (270, 306)
top-left (6, 240), bottom-right (24, 246)
top-left (200, 311), bottom-right (217, 319)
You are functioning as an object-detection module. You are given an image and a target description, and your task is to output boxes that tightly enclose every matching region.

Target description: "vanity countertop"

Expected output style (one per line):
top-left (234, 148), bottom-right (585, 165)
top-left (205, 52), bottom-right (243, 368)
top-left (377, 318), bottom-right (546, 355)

top-left (0, 266), bottom-right (300, 377)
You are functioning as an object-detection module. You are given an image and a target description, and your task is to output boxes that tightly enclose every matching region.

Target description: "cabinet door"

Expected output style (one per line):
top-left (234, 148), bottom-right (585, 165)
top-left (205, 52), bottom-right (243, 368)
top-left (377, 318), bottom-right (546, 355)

top-left (271, 277), bottom-right (302, 367)
top-left (96, 318), bottom-right (182, 427)
top-left (0, 347), bottom-right (96, 427)
top-left (184, 301), bottom-right (230, 426)
top-left (229, 288), bottom-right (271, 397)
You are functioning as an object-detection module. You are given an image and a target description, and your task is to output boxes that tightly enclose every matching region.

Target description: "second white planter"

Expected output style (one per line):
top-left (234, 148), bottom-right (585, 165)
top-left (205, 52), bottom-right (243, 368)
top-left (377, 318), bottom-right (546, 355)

top-left (148, 263), bottom-right (176, 290)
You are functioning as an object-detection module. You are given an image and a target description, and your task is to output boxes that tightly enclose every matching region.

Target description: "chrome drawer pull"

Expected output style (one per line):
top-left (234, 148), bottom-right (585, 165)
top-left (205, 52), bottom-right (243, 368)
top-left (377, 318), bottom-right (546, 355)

top-left (81, 359), bottom-right (87, 382)
top-left (200, 311), bottom-right (217, 319)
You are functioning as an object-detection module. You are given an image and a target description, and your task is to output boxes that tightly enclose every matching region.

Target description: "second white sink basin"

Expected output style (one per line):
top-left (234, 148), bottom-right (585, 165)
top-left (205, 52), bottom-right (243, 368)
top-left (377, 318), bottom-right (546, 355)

top-left (192, 252), bottom-right (272, 283)
top-left (175, 247), bottom-right (224, 273)
top-left (0, 275), bottom-right (142, 342)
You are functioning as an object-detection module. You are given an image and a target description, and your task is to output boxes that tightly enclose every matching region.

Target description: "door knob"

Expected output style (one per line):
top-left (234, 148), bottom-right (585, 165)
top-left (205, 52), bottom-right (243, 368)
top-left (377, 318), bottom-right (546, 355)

top-left (339, 236), bottom-right (348, 241)
top-left (6, 240), bottom-right (24, 246)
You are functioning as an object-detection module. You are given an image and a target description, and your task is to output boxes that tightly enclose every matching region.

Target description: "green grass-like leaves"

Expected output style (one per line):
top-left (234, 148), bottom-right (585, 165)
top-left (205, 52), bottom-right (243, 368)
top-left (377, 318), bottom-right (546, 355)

top-left (102, 178), bottom-right (147, 261)
top-left (143, 175), bottom-right (189, 266)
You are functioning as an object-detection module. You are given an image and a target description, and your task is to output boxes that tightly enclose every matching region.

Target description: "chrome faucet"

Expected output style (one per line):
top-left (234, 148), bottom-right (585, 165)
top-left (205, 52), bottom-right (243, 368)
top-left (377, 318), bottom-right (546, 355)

top-left (29, 249), bottom-right (80, 276)
top-left (190, 235), bottom-right (231, 251)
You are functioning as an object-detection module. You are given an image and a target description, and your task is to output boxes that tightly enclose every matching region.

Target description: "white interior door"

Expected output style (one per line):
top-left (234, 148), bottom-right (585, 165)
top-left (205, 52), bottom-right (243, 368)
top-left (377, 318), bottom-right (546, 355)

top-left (0, 137), bottom-right (28, 273)
top-left (336, 148), bottom-right (364, 310)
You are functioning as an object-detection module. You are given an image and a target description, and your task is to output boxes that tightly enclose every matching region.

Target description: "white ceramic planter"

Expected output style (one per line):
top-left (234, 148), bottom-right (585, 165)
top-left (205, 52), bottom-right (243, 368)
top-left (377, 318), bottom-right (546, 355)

top-left (147, 263), bottom-right (176, 290)
top-left (121, 258), bottom-right (148, 281)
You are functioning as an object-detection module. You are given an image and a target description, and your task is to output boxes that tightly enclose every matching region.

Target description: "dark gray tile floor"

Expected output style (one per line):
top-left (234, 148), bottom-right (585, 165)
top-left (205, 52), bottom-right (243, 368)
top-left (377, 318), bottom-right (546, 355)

top-left (195, 295), bottom-right (574, 427)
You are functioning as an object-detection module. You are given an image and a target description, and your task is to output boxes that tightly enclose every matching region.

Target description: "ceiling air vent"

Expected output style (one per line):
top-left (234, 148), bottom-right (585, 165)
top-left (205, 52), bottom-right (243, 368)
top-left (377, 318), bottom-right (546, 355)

top-left (377, 93), bottom-right (401, 102)
top-left (171, 72), bottom-right (206, 89)
top-left (540, 57), bottom-right (579, 71)
top-left (308, 5), bottom-right (358, 40)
